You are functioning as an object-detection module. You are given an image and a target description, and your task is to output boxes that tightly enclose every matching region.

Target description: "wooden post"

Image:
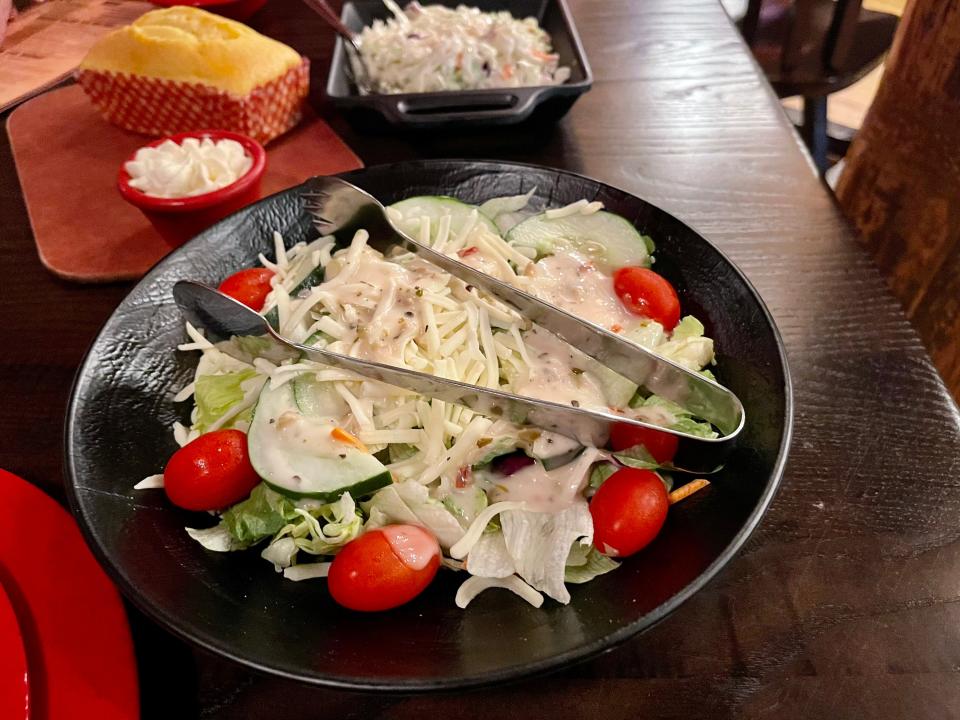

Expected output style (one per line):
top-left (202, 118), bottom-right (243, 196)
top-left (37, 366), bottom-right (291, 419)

top-left (835, 0), bottom-right (960, 399)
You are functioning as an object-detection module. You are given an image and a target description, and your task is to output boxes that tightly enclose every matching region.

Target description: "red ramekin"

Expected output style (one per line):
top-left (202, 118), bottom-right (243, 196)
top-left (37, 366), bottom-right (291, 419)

top-left (118, 130), bottom-right (267, 248)
top-left (148, 0), bottom-right (269, 22)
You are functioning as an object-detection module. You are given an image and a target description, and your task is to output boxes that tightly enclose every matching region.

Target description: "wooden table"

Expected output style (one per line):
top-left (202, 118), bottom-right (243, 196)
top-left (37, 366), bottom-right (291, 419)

top-left (3, 0), bottom-right (960, 717)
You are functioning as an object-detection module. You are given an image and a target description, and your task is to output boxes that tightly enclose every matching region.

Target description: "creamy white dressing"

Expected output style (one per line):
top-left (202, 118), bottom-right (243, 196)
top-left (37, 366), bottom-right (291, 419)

top-left (380, 524), bottom-right (440, 570)
top-left (458, 244), bottom-right (518, 282)
top-left (531, 430), bottom-right (581, 460)
top-left (491, 447), bottom-right (602, 512)
top-left (523, 251), bottom-right (638, 331)
top-left (274, 411), bottom-right (340, 455)
top-left (513, 326), bottom-right (609, 410)
top-left (320, 249), bottom-right (446, 364)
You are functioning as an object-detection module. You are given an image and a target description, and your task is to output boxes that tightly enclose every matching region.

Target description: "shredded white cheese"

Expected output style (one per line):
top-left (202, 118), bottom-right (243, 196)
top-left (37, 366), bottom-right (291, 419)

top-left (455, 575), bottom-right (544, 608)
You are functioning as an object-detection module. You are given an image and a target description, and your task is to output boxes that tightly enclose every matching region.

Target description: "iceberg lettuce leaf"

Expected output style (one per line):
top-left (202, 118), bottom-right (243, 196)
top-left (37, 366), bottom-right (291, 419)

top-left (222, 483), bottom-right (298, 547)
top-left (588, 462), bottom-right (619, 489)
top-left (500, 500), bottom-right (594, 604)
top-left (565, 546), bottom-right (619, 584)
top-left (193, 369), bottom-right (258, 432)
top-left (364, 481), bottom-right (465, 550)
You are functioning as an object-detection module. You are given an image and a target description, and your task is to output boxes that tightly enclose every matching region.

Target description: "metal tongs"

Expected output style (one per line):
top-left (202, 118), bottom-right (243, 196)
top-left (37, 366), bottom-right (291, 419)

top-left (174, 177), bottom-right (744, 473)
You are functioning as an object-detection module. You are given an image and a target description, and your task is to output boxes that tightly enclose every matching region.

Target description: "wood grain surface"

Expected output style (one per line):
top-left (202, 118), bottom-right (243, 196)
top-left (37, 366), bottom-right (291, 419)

top-left (836, 0), bottom-right (960, 399)
top-left (7, 84), bottom-right (362, 282)
top-left (2, 0), bottom-right (960, 717)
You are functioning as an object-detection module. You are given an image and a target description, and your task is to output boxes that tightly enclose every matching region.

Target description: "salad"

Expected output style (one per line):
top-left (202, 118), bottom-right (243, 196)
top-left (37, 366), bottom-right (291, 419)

top-left (354, 2), bottom-right (570, 93)
top-left (138, 191), bottom-right (721, 611)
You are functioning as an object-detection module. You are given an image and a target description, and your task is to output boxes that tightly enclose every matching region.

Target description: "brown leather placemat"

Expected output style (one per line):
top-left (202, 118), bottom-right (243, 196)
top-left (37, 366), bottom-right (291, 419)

top-left (0, 0), bottom-right (153, 112)
top-left (7, 84), bottom-right (364, 282)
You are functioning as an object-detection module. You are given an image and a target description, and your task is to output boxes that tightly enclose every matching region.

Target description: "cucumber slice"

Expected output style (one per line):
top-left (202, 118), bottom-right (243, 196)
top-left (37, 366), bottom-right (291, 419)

top-left (292, 374), bottom-right (349, 418)
top-left (248, 382), bottom-right (391, 500)
top-left (389, 196), bottom-right (500, 241)
top-left (506, 211), bottom-right (650, 271)
top-left (287, 261), bottom-right (326, 295)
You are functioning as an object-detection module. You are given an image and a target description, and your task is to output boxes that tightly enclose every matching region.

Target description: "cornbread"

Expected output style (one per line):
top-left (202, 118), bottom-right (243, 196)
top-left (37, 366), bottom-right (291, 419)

top-left (79, 7), bottom-right (301, 96)
top-left (76, 7), bottom-right (309, 143)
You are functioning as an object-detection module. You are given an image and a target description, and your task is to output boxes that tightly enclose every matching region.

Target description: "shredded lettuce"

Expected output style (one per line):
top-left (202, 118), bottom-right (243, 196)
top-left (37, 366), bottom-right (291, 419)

top-left (622, 320), bottom-right (666, 350)
top-left (480, 189), bottom-right (538, 234)
top-left (632, 394), bottom-right (719, 439)
top-left (671, 315), bottom-right (705, 341)
top-left (222, 484), bottom-right (298, 547)
top-left (565, 546), bottom-right (619, 584)
top-left (193, 370), bottom-right (258, 432)
top-left (588, 462), bottom-right (618, 489)
top-left (261, 536), bottom-right (298, 569)
top-left (262, 492), bottom-right (363, 570)
top-left (185, 524), bottom-right (241, 552)
top-left (669, 416), bottom-right (718, 438)
top-left (303, 330), bottom-right (335, 349)
top-left (472, 436), bottom-right (522, 467)
top-left (464, 530), bottom-right (515, 578)
top-left (479, 189), bottom-right (535, 220)
top-left (500, 501), bottom-right (594, 604)
top-left (364, 480), bottom-right (465, 549)
top-left (388, 443), bottom-right (419, 463)
top-left (283, 562), bottom-right (332, 581)
top-left (442, 485), bottom-right (488, 527)
top-left (598, 450), bottom-right (674, 491)
top-left (613, 444), bottom-right (659, 470)
top-left (657, 316), bottom-right (714, 370)
top-left (232, 335), bottom-right (274, 358)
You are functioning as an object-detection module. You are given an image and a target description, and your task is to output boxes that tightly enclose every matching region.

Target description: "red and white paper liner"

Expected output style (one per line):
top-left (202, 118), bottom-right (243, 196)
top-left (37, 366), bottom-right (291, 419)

top-left (75, 57), bottom-right (309, 144)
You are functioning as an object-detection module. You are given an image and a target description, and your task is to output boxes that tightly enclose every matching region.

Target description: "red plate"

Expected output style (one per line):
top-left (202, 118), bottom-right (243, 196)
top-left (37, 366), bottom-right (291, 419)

top-left (0, 578), bottom-right (29, 720)
top-left (0, 470), bottom-right (138, 719)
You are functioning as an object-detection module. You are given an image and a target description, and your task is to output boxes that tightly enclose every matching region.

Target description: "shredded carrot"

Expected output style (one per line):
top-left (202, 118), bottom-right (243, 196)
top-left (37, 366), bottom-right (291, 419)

top-left (531, 50), bottom-right (556, 62)
top-left (331, 427), bottom-right (368, 453)
top-left (501, 63), bottom-right (514, 80)
top-left (611, 324), bottom-right (623, 333)
top-left (669, 479), bottom-right (710, 505)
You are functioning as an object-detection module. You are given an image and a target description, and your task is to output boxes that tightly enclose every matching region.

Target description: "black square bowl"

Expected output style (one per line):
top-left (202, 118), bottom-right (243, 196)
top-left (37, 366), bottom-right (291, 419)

top-left (326, 0), bottom-right (593, 129)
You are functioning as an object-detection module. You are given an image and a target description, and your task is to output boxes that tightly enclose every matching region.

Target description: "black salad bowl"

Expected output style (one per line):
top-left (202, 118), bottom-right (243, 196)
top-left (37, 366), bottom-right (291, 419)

top-left (64, 160), bottom-right (793, 691)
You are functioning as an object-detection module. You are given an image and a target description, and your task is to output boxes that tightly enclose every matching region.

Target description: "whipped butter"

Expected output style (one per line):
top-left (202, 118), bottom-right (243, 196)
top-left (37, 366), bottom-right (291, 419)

top-left (124, 137), bottom-right (253, 199)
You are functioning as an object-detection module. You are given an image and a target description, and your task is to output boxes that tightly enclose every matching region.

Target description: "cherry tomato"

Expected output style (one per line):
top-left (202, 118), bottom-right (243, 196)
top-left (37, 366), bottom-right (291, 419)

top-left (609, 423), bottom-right (679, 464)
top-left (218, 268), bottom-right (275, 312)
top-left (590, 468), bottom-right (668, 557)
top-left (612, 267), bottom-right (681, 330)
top-left (163, 429), bottom-right (260, 511)
top-left (328, 525), bottom-right (441, 612)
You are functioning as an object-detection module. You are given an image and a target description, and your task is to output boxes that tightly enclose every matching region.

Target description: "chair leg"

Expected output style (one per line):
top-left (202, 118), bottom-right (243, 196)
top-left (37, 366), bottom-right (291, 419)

top-left (800, 95), bottom-right (829, 174)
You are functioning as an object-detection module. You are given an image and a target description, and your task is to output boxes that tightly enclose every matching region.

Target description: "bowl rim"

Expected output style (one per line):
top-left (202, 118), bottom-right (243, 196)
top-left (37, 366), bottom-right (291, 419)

top-left (117, 130), bottom-right (267, 214)
top-left (66, 158), bottom-right (794, 692)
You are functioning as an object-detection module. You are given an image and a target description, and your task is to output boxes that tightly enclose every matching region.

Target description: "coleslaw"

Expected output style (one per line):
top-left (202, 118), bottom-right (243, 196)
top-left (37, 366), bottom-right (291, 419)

top-left (354, 1), bottom-right (571, 93)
